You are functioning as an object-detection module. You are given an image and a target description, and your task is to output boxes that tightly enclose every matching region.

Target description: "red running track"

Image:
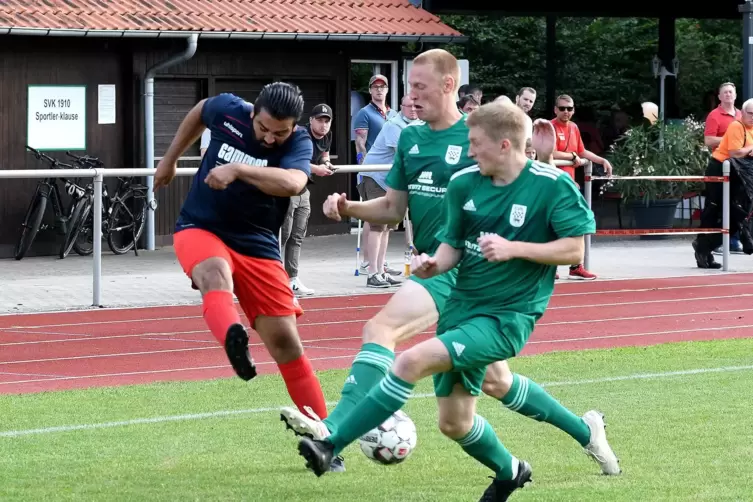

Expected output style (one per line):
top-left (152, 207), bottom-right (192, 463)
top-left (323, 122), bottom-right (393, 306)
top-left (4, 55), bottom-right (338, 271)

top-left (1, 273), bottom-right (753, 395)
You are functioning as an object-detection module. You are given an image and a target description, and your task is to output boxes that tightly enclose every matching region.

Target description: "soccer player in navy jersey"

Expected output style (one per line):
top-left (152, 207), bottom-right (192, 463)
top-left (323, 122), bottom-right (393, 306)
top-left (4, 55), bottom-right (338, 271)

top-left (154, 82), bottom-right (329, 423)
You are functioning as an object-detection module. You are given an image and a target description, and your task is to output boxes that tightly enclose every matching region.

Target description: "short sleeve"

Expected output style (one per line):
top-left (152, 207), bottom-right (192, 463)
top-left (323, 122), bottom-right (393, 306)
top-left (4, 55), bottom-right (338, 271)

top-left (435, 174), bottom-right (469, 249)
top-left (279, 130), bottom-right (313, 176)
top-left (385, 130), bottom-right (409, 191)
top-left (353, 108), bottom-right (369, 132)
top-left (549, 174), bottom-right (596, 238)
top-left (704, 111), bottom-right (720, 137)
top-left (201, 93), bottom-right (235, 127)
top-left (383, 123), bottom-right (402, 149)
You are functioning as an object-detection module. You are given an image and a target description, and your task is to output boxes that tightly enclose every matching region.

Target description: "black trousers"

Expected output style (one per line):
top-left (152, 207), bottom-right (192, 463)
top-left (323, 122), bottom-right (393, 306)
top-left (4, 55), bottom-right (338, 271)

top-left (695, 158), bottom-right (743, 254)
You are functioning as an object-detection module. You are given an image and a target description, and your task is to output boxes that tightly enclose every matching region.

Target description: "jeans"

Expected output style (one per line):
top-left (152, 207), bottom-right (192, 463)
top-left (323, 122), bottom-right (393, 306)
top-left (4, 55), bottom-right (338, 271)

top-left (280, 188), bottom-right (311, 278)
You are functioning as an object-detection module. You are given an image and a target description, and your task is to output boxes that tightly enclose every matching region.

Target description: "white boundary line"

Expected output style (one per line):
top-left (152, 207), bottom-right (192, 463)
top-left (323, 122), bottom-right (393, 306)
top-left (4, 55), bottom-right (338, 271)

top-left (2, 275), bottom-right (753, 319)
top-left (1, 363), bottom-right (752, 438)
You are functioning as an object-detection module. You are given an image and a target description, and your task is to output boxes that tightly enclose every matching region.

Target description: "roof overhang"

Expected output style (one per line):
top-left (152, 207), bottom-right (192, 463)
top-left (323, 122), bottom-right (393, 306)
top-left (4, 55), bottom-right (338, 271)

top-left (0, 27), bottom-right (467, 43)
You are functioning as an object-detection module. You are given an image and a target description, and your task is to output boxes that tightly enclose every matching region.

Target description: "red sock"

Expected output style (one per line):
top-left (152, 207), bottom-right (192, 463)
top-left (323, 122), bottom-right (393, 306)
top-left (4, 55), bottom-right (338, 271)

top-left (202, 290), bottom-right (240, 344)
top-left (278, 355), bottom-right (328, 419)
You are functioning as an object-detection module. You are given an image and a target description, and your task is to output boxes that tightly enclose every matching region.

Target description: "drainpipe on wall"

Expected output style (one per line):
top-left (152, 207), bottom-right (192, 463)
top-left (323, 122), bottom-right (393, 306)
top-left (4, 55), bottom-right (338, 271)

top-left (144, 34), bottom-right (198, 251)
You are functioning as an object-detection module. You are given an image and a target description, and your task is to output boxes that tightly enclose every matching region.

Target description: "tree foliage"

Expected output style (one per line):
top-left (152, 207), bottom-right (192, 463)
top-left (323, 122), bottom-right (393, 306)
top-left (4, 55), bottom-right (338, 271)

top-left (439, 16), bottom-right (743, 121)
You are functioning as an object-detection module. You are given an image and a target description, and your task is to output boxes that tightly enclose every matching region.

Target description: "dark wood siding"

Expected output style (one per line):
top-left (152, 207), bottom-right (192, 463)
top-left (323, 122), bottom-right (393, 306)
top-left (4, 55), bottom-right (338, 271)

top-left (133, 41), bottom-right (367, 241)
top-left (0, 38), bottom-right (126, 258)
top-left (152, 78), bottom-right (205, 239)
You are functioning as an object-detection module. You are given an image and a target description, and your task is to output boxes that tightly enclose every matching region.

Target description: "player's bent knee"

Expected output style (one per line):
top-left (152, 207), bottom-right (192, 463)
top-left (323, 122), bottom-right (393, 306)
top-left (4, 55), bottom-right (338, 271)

top-left (390, 349), bottom-right (425, 382)
top-left (481, 361), bottom-right (514, 399)
top-left (192, 257), bottom-right (233, 293)
top-left (437, 415), bottom-right (474, 440)
top-left (362, 317), bottom-right (399, 347)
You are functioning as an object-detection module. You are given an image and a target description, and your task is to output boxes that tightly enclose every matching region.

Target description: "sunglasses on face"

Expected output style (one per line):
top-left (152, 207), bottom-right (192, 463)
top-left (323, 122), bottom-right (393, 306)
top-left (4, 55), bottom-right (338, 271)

top-left (558, 106), bottom-right (574, 112)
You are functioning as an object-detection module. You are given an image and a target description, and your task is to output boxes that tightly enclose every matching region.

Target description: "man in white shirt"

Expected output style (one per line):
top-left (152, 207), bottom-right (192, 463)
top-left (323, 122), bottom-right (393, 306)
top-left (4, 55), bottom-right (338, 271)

top-left (357, 95), bottom-right (420, 288)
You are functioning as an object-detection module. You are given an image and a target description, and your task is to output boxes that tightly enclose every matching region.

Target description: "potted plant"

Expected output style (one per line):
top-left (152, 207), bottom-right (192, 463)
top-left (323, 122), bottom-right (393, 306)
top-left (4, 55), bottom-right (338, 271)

top-left (604, 117), bottom-right (710, 234)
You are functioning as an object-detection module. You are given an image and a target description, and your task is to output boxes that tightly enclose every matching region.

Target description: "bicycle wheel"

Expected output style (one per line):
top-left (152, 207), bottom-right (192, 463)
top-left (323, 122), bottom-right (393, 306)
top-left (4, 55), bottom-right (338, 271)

top-left (107, 190), bottom-right (148, 255)
top-left (73, 209), bottom-right (94, 256)
top-left (14, 188), bottom-right (48, 260)
top-left (59, 195), bottom-right (92, 259)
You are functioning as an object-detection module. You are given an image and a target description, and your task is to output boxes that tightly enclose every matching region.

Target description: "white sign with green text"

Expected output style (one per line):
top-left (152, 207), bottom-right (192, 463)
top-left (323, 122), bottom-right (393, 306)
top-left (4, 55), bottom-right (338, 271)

top-left (27, 85), bottom-right (86, 151)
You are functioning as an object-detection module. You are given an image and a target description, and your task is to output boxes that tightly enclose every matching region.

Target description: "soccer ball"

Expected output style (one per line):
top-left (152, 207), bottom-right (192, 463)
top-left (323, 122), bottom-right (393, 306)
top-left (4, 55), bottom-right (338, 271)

top-left (358, 410), bottom-right (417, 465)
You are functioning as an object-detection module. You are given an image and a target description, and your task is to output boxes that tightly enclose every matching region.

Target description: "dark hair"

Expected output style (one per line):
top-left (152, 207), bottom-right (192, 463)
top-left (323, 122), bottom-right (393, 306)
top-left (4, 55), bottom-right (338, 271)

top-left (254, 82), bottom-right (305, 121)
top-left (458, 94), bottom-right (479, 107)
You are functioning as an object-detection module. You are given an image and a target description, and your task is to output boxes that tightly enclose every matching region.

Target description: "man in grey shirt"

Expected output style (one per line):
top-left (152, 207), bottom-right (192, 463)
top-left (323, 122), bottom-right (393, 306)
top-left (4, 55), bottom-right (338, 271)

top-left (357, 95), bottom-right (420, 288)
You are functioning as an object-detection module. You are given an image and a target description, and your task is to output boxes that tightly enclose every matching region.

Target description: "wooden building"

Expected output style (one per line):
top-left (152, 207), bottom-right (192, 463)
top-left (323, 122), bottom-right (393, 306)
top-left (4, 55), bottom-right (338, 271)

top-left (0, 1), bottom-right (463, 258)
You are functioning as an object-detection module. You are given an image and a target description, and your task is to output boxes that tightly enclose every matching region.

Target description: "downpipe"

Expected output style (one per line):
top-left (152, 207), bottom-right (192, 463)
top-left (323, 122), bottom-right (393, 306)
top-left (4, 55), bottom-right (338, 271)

top-left (144, 34), bottom-right (198, 251)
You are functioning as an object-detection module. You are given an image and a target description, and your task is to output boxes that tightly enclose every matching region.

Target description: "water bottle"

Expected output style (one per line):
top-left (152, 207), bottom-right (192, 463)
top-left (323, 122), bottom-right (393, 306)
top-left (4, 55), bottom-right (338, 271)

top-left (404, 246), bottom-right (413, 277)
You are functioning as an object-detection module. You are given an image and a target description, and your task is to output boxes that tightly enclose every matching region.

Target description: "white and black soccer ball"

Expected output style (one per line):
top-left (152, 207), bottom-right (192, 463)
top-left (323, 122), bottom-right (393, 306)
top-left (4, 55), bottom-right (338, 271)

top-left (358, 410), bottom-right (417, 465)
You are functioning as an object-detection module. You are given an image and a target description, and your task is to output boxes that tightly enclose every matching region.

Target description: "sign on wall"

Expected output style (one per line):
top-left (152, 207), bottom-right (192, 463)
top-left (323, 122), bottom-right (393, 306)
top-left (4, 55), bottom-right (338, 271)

top-left (27, 85), bottom-right (87, 151)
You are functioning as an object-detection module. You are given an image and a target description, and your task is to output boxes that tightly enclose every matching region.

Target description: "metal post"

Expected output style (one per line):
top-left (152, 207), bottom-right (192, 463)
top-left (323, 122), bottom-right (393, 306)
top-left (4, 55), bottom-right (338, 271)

top-left (92, 173), bottom-right (103, 307)
top-left (741, 0), bottom-right (753, 100)
top-left (584, 161), bottom-right (592, 271)
top-left (144, 77), bottom-right (156, 251)
top-left (659, 72), bottom-right (666, 148)
top-left (722, 160), bottom-right (731, 272)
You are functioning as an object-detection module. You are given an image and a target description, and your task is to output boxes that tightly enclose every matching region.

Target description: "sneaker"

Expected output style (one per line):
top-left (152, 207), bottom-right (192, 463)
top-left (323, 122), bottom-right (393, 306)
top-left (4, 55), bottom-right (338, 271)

top-left (479, 460), bottom-right (533, 501)
top-left (569, 264), bottom-right (597, 280)
top-left (290, 277), bottom-right (315, 296)
top-left (712, 241), bottom-right (744, 255)
top-left (383, 274), bottom-right (402, 286)
top-left (582, 410), bottom-right (621, 475)
top-left (298, 437), bottom-right (336, 477)
top-left (383, 265), bottom-right (403, 276)
top-left (366, 273), bottom-right (390, 288)
top-left (360, 260), bottom-right (369, 273)
top-left (280, 407), bottom-right (345, 473)
top-left (692, 240), bottom-right (722, 269)
top-left (280, 406), bottom-right (331, 440)
top-left (224, 324), bottom-right (257, 381)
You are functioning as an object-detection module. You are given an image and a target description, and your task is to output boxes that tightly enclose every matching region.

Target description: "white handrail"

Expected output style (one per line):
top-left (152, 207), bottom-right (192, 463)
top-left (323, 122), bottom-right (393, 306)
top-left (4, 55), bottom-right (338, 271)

top-left (2, 159), bottom-right (579, 307)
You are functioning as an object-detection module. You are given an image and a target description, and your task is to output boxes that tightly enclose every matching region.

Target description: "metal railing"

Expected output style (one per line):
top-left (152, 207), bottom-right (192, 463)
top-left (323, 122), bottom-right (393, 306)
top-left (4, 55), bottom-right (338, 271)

top-left (6, 157), bottom-right (723, 308)
top-left (582, 160), bottom-right (730, 271)
top-left (0, 165), bottom-right (390, 306)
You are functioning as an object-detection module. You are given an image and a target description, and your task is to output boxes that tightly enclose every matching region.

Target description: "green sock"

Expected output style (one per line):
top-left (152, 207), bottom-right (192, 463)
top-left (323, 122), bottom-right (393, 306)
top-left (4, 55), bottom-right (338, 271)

top-left (327, 371), bottom-right (413, 456)
top-left (322, 343), bottom-right (395, 435)
top-left (455, 415), bottom-right (518, 480)
top-left (501, 373), bottom-right (591, 446)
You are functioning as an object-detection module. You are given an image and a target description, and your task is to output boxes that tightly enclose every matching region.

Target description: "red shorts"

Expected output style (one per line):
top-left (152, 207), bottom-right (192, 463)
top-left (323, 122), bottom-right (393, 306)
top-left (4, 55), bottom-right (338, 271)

top-left (174, 228), bottom-right (303, 326)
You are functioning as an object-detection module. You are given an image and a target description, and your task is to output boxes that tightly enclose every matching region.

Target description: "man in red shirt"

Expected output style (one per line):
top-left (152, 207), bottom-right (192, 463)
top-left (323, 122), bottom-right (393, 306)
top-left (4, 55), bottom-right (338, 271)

top-left (551, 94), bottom-right (612, 280)
top-left (704, 82), bottom-right (743, 253)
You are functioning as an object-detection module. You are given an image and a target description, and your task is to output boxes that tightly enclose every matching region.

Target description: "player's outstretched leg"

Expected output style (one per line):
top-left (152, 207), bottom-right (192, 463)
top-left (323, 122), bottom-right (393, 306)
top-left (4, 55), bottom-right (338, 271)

top-left (281, 279), bottom-right (438, 440)
top-left (483, 361), bottom-right (621, 475)
top-left (173, 229), bottom-right (257, 381)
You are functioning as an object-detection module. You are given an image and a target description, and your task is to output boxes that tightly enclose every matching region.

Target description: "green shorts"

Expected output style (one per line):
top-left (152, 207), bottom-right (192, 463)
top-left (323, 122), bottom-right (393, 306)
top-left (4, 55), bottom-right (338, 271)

top-left (408, 267), bottom-right (458, 313)
top-left (432, 304), bottom-right (533, 397)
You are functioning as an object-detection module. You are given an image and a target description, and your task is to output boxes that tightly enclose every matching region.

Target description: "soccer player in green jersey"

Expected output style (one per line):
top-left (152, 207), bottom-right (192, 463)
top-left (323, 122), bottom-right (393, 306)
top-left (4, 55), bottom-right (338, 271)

top-left (282, 49), bottom-right (619, 480)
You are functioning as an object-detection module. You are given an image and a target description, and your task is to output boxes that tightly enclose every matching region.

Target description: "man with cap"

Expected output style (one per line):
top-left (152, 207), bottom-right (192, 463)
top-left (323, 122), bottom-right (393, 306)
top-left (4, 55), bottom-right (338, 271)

top-left (281, 103), bottom-right (336, 296)
top-left (353, 74), bottom-right (399, 273)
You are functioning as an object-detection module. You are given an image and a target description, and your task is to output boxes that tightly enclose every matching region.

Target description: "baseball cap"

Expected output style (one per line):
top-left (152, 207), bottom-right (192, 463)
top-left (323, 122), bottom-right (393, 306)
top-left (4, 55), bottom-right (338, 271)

top-left (369, 74), bottom-right (388, 87)
top-left (311, 103), bottom-right (332, 119)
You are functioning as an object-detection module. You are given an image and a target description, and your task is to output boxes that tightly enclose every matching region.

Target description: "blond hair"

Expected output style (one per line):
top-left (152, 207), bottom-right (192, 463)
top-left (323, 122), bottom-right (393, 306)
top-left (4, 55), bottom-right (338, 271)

top-left (413, 49), bottom-right (461, 93)
top-left (466, 101), bottom-right (527, 149)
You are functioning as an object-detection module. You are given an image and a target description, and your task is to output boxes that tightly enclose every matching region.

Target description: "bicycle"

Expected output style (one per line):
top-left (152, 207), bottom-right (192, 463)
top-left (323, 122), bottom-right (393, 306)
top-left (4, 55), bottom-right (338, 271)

top-left (65, 152), bottom-right (156, 257)
top-left (14, 146), bottom-right (88, 260)
top-left (58, 152), bottom-right (106, 259)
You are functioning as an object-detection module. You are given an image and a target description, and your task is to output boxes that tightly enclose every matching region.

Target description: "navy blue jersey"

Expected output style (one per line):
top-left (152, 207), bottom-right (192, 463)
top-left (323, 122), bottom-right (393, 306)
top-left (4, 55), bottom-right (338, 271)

top-left (175, 93), bottom-right (313, 260)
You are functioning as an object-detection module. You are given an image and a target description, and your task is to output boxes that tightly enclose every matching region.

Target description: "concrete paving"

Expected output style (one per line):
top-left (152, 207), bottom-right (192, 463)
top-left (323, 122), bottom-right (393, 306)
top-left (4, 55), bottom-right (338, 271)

top-left (0, 232), bottom-right (750, 314)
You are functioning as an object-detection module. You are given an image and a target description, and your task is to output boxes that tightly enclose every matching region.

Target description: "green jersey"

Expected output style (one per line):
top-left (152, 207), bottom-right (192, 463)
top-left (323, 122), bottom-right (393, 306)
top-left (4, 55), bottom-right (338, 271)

top-left (385, 117), bottom-right (477, 255)
top-left (437, 159), bottom-right (596, 321)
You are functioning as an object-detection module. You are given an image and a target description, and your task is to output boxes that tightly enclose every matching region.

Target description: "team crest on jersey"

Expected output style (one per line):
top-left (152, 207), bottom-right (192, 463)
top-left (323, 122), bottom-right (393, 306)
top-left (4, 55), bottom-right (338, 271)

top-left (445, 145), bottom-right (463, 165)
top-left (510, 204), bottom-right (527, 228)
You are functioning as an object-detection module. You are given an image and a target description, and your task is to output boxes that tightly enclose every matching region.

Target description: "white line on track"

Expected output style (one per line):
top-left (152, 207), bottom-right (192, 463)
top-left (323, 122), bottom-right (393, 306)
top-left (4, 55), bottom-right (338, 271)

top-left (2, 305), bottom-right (752, 351)
top-left (5, 281), bottom-right (753, 329)
top-left (1, 322), bottom-right (751, 370)
top-left (1, 363), bottom-right (751, 438)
